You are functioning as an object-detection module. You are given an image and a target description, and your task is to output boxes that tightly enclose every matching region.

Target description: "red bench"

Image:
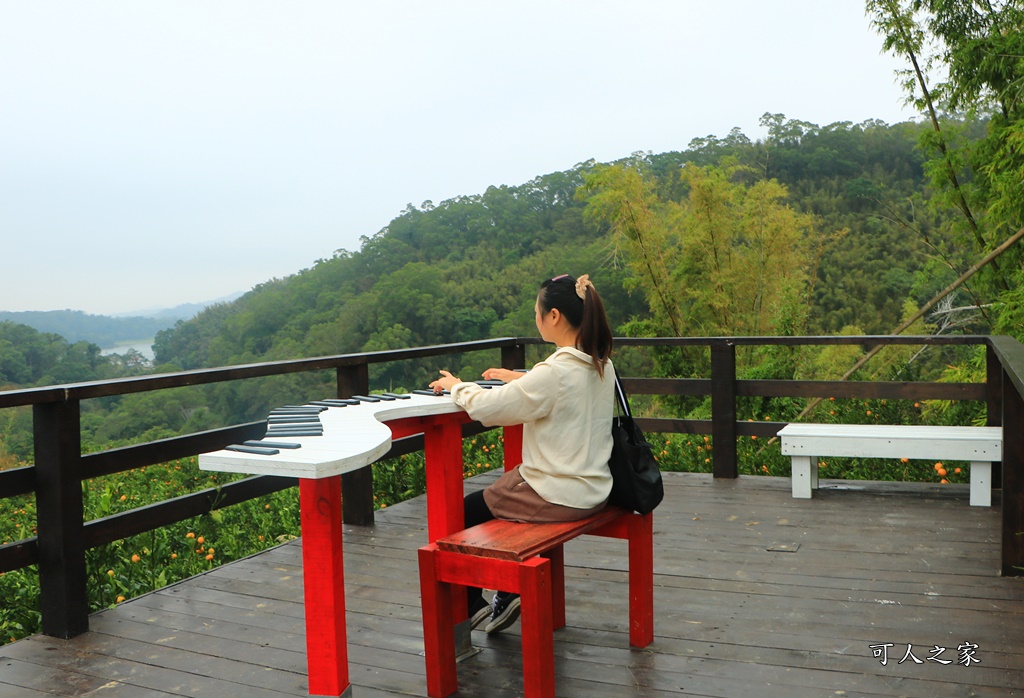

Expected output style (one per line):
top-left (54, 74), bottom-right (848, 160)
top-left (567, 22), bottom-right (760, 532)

top-left (417, 506), bottom-right (654, 698)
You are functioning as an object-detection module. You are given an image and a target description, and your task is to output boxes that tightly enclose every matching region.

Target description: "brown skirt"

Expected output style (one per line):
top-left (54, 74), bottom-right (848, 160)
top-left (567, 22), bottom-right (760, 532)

top-left (483, 465), bottom-right (607, 523)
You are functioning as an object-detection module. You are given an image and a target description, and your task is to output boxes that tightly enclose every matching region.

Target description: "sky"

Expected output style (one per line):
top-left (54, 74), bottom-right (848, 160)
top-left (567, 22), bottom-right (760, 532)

top-left (0, 1), bottom-right (918, 316)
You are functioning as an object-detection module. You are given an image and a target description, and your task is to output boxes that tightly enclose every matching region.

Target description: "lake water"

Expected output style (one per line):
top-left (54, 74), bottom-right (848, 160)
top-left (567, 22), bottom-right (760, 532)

top-left (101, 340), bottom-right (155, 360)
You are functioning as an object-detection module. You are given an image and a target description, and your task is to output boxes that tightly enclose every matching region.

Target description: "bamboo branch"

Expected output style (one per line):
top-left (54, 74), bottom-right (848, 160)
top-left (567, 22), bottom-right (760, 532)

top-left (762, 224), bottom-right (1024, 445)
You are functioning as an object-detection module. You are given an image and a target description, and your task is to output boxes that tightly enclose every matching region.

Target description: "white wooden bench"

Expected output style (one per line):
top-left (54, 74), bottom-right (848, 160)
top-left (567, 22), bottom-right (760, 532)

top-left (777, 424), bottom-right (1002, 506)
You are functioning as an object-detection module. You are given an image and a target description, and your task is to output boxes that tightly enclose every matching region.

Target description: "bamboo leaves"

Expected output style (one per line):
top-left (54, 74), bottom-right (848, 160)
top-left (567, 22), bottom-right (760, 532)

top-left (579, 162), bottom-right (817, 338)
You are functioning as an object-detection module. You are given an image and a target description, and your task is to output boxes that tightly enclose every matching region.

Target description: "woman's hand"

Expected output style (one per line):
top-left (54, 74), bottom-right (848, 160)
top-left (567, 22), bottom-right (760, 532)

top-left (481, 368), bottom-right (525, 383)
top-left (429, 370), bottom-right (461, 394)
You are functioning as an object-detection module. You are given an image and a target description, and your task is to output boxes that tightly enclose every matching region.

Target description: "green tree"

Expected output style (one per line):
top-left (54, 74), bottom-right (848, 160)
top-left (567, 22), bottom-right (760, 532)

top-left (867, 0), bottom-right (1024, 302)
top-left (580, 161), bottom-right (818, 338)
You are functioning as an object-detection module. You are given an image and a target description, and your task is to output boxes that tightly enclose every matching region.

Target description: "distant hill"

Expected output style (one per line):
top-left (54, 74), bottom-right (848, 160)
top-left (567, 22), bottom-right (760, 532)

top-left (0, 293), bottom-right (242, 348)
top-left (0, 310), bottom-right (176, 348)
top-left (112, 293), bottom-right (243, 321)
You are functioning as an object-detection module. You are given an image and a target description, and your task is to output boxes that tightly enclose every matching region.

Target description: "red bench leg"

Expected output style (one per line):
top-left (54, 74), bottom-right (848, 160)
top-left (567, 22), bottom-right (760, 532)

top-left (629, 512), bottom-right (654, 648)
top-left (418, 545), bottom-right (458, 698)
top-left (519, 557), bottom-right (555, 698)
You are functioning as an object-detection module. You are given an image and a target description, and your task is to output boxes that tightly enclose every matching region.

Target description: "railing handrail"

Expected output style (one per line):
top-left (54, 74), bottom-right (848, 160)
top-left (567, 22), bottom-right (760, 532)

top-left (0, 335), bottom-right (993, 408)
top-left (0, 337), bottom-right (535, 407)
top-left (1, 333), bottom-right (1021, 640)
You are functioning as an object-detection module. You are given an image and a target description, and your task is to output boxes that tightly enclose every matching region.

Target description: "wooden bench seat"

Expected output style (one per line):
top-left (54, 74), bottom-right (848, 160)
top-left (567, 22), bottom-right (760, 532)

top-left (778, 424), bottom-right (1002, 506)
top-left (418, 506), bottom-right (654, 698)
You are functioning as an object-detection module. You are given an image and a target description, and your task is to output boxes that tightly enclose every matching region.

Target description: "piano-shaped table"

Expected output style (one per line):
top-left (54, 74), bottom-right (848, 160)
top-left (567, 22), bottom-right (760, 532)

top-left (199, 391), bottom-right (522, 697)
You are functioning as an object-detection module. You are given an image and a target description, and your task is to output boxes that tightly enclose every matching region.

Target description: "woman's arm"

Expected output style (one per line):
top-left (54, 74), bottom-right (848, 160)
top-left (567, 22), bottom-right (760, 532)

top-left (481, 368), bottom-right (525, 383)
top-left (441, 364), bottom-right (558, 427)
top-left (429, 367), bottom-right (524, 394)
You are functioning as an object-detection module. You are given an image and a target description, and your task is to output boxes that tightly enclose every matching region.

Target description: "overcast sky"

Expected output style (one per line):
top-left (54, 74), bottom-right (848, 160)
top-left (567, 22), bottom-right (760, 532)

top-left (1, 1), bottom-right (917, 316)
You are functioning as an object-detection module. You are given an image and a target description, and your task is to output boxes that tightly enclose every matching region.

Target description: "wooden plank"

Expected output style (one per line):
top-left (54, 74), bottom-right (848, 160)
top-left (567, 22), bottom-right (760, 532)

top-left (82, 475), bottom-right (297, 548)
top-left (0, 538), bottom-right (37, 575)
top-left (80, 422), bottom-right (267, 479)
top-left (0, 465), bottom-right (34, 498)
top-left (436, 507), bottom-right (626, 561)
top-left (0, 636), bottom-right (306, 697)
top-left (4, 472), bottom-right (1022, 697)
top-left (0, 656), bottom-right (111, 695)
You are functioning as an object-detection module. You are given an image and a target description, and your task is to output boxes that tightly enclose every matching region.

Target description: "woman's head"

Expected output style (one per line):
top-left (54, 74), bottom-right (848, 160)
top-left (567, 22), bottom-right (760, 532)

top-left (537, 273), bottom-right (613, 376)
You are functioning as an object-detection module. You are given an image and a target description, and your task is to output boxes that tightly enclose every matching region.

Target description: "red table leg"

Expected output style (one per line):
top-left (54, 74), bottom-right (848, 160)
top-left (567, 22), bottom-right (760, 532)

top-left (299, 477), bottom-right (352, 697)
top-left (503, 424), bottom-right (523, 471)
top-left (422, 418), bottom-right (467, 542)
top-left (387, 413), bottom-right (472, 544)
top-left (421, 417), bottom-right (470, 627)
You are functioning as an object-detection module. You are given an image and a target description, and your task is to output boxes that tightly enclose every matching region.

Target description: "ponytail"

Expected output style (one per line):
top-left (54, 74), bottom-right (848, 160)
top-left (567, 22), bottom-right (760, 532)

top-left (538, 274), bottom-right (614, 377)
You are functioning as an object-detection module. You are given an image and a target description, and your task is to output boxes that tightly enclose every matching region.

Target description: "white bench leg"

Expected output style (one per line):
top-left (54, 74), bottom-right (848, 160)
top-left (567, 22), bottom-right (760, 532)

top-left (791, 456), bottom-right (814, 499)
top-left (969, 461), bottom-right (991, 507)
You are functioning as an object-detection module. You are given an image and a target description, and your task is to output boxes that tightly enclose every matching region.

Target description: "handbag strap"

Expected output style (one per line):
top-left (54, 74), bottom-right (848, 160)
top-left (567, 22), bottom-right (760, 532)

top-left (613, 373), bottom-right (633, 419)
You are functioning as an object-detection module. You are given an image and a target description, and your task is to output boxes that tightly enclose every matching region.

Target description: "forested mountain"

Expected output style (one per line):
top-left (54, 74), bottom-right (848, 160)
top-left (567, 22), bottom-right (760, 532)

top-left (153, 116), bottom-right (948, 376)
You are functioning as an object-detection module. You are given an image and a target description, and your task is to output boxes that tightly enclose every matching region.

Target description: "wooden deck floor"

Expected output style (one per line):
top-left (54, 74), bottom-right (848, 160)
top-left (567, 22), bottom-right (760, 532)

top-left (2, 472), bottom-right (1022, 697)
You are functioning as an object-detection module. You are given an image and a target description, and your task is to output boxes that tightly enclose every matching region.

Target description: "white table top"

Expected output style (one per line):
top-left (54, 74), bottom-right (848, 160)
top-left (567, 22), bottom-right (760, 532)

top-left (199, 393), bottom-right (465, 479)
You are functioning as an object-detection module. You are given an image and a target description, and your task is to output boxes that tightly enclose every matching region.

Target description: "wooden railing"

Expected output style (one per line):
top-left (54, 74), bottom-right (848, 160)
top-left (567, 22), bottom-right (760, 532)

top-left (1, 335), bottom-right (1022, 641)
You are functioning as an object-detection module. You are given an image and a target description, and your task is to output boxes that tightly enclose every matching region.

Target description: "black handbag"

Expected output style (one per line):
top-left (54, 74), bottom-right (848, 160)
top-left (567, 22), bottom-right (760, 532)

top-left (607, 374), bottom-right (664, 514)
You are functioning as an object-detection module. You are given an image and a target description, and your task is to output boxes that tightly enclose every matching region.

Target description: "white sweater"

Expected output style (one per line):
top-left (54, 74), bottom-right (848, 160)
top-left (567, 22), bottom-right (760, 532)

top-left (449, 346), bottom-right (614, 509)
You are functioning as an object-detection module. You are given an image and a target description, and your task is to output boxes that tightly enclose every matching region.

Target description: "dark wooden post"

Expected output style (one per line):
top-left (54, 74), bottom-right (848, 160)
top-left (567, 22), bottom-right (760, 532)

top-left (501, 342), bottom-right (528, 469)
top-left (338, 363), bottom-right (374, 525)
top-left (1001, 367), bottom-right (1023, 577)
top-left (34, 400), bottom-right (89, 638)
top-left (710, 342), bottom-right (738, 479)
top-left (987, 344), bottom-right (1003, 488)
top-left (501, 341), bottom-right (526, 372)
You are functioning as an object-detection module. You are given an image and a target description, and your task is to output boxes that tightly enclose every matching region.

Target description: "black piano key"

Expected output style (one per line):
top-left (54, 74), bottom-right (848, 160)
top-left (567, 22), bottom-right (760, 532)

top-left (264, 423), bottom-right (323, 429)
top-left (226, 444), bottom-right (280, 455)
top-left (265, 431), bottom-right (322, 438)
top-left (350, 395), bottom-right (382, 402)
top-left (244, 440), bottom-right (302, 449)
top-left (382, 392), bottom-right (412, 399)
top-left (412, 389), bottom-right (449, 396)
top-left (309, 400), bottom-right (347, 408)
top-left (268, 416), bottom-right (321, 423)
